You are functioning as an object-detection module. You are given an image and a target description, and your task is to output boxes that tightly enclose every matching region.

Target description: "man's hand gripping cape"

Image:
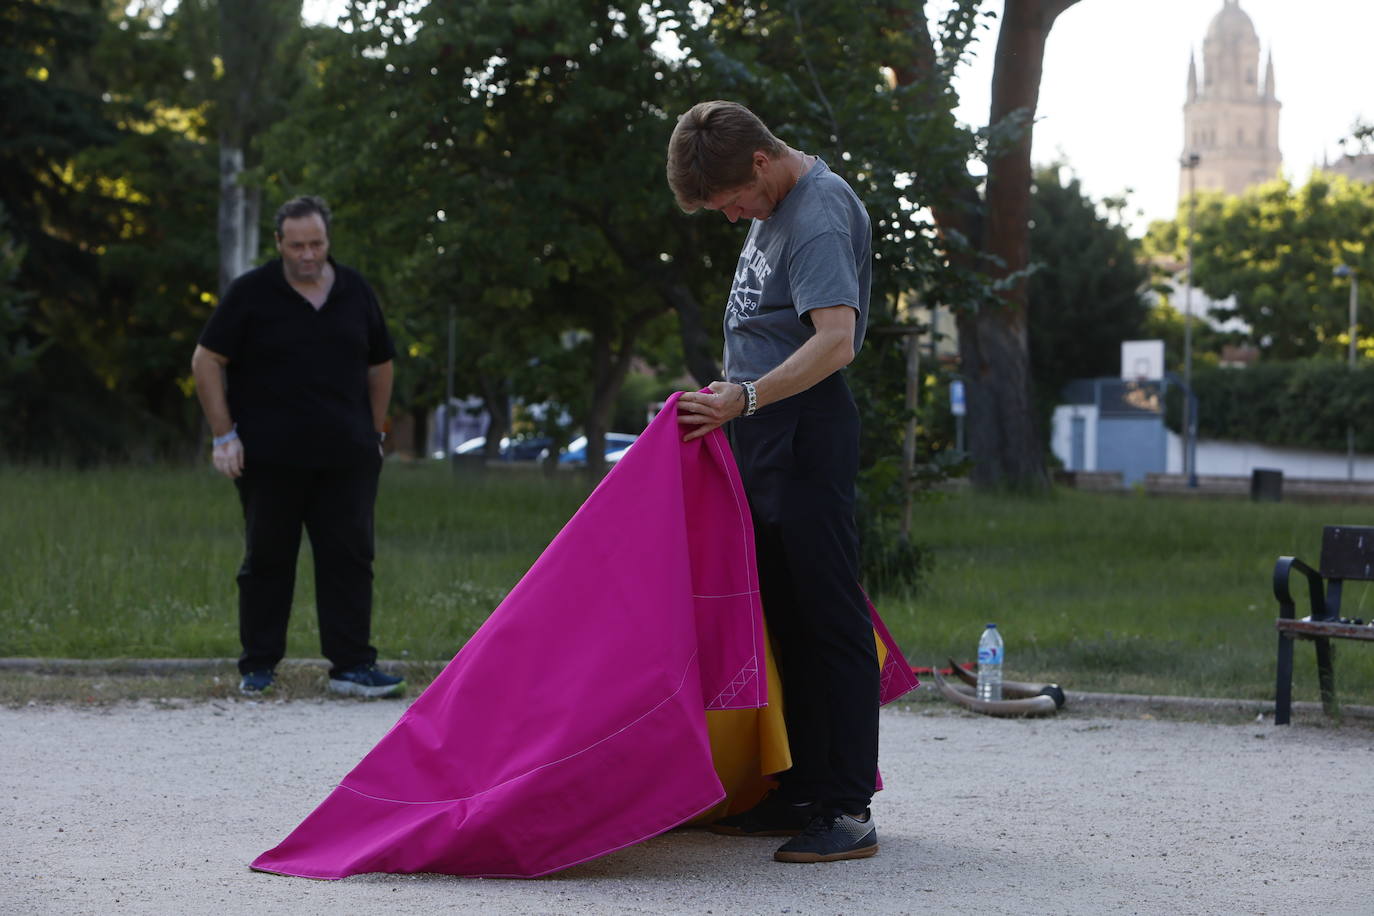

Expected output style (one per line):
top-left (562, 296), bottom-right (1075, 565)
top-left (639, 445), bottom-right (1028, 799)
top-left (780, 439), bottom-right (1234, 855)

top-left (251, 393), bottom-right (916, 879)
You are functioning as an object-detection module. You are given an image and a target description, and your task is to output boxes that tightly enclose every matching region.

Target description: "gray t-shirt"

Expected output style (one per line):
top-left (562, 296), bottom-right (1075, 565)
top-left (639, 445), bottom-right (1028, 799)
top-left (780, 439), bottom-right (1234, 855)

top-left (722, 158), bottom-right (871, 383)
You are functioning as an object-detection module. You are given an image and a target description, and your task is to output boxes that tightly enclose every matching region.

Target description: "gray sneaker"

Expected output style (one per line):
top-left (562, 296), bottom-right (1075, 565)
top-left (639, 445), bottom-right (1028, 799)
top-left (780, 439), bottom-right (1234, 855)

top-left (328, 664), bottom-right (405, 698)
top-left (773, 809), bottom-right (879, 863)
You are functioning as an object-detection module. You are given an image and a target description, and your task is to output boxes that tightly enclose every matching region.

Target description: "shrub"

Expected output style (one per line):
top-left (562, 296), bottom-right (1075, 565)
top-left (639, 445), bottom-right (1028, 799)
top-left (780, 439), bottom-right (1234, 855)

top-left (1166, 360), bottom-right (1374, 450)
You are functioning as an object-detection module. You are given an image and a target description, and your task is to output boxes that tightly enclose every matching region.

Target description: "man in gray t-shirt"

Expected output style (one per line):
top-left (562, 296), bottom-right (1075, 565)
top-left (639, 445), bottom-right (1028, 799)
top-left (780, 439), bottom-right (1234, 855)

top-left (667, 101), bottom-right (880, 865)
top-left (722, 156), bottom-right (871, 385)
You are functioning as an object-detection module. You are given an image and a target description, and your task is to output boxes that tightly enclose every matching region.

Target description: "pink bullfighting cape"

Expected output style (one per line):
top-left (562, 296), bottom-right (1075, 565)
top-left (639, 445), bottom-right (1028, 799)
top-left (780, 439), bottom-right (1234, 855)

top-left (251, 392), bottom-right (917, 880)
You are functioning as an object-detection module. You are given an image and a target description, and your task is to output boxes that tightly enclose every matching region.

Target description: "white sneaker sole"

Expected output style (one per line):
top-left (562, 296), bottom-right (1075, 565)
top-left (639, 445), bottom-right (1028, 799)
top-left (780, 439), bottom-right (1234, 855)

top-left (328, 678), bottom-right (405, 698)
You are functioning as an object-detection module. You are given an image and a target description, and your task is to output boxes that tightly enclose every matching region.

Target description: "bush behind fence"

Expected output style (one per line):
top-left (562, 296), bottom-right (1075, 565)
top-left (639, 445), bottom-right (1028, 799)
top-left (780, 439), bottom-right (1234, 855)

top-left (1165, 360), bottom-right (1374, 451)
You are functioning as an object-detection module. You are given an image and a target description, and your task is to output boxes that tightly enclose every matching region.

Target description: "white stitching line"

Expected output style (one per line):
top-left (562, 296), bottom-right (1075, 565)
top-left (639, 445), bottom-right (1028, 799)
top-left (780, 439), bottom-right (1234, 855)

top-left (706, 657), bottom-right (759, 709)
top-left (253, 792), bottom-right (730, 881)
top-left (692, 590), bottom-right (761, 599)
top-left (706, 429), bottom-right (762, 707)
top-left (334, 651), bottom-right (700, 807)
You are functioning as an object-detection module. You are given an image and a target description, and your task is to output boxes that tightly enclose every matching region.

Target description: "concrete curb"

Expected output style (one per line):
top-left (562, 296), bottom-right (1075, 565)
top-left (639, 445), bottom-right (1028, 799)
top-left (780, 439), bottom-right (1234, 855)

top-left (4, 657), bottom-right (1372, 720)
top-left (0, 657), bottom-right (319, 673)
top-left (1065, 688), bottom-right (1374, 720)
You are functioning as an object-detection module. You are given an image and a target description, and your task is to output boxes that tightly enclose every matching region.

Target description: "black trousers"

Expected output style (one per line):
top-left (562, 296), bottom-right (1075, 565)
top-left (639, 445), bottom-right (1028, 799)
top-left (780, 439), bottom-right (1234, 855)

top-left (729, 372), bottom-right (879, 813)
top-left (233, 459), bottom-right (381, 676)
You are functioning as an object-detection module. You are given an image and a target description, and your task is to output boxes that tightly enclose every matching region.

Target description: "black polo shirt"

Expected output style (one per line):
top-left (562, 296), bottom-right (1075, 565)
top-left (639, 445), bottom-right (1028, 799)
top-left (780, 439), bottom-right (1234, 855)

top-left (199, 258), bottom-right (396, 468)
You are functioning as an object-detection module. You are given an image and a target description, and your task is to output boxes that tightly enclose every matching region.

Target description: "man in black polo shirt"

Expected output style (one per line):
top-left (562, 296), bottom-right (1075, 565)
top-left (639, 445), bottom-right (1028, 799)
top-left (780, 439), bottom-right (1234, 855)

top-left (191, 195), bottom-right (405, 698)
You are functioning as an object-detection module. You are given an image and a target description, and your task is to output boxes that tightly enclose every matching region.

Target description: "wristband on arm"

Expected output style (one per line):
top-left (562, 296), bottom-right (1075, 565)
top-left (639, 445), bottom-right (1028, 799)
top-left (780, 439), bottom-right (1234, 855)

top-left (212, 425), bottom-right (238, 447)
top-left (740, 380), bottom-right (758, 417)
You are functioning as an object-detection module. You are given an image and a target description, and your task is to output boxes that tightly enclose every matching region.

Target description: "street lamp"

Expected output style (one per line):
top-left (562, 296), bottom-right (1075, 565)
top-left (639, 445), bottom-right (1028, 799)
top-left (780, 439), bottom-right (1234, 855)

top-left (1180, 152), bottom-right (1201, 488)
top-left (1335, 264), bottom-right (1359, 480)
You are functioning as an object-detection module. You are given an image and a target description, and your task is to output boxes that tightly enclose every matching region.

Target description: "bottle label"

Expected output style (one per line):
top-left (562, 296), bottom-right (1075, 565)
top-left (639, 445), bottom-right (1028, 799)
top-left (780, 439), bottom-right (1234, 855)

top-left (978, 647), bottom-right (1002, 665)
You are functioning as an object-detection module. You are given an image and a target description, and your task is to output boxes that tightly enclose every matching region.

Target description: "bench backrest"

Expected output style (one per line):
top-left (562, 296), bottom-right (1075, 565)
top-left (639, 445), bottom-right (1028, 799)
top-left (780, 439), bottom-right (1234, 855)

top-left (1320, 525), bottom-right (1374, 581)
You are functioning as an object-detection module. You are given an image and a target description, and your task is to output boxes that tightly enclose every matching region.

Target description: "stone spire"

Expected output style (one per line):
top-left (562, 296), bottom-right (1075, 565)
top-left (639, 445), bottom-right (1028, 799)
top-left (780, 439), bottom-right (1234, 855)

top-left (1180, 1), bottom-right (1282, 203)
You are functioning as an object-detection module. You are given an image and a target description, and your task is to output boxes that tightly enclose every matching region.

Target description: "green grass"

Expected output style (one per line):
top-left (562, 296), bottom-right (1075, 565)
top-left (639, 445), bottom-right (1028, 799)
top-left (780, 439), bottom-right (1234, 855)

top-left (2, 465), bottom-right (1372, 708)
top-left (890, 488), bottom-right (1374, 706)
top-left (0, 464), bottom-right (586, 661)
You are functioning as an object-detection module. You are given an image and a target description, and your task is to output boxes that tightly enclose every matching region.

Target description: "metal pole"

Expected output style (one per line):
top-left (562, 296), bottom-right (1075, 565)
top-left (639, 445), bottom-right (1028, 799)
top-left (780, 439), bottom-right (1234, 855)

top-left (1349, 274), bottom-right (1358, 367)
top-left (446, 303), bottom-right (456, 470)
top-left (1337, 265), bottom-right (1359, 481)
top-left (1182, 153), bottom-right (1200, 488)
top-left (1349, 272), bottom-right (1358, 481)
top-left (901, 333), bottom-right (920, 543)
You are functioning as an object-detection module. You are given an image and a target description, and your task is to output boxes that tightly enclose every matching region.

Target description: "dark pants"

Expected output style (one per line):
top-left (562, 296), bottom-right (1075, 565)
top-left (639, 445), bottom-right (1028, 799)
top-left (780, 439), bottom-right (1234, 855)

top-left (729, 372), bottom-right (879, 813)
top-left (233, 460), bottom-right (381, 677)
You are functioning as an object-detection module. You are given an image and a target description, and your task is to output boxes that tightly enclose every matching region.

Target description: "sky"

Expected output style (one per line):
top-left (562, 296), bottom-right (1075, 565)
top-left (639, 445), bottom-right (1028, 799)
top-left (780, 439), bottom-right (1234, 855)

top-left (945, 0), bottom-right (1373, 234)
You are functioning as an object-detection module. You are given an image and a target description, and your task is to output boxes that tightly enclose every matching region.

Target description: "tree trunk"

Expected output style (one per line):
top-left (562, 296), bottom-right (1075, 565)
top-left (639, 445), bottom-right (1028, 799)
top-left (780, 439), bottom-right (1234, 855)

top-left (217, 145), bottom-right (245, 296)
top-left (214, 0), bottom-right (303, 294)
top-left (958, 0), bottom-right (1078, 490)
top-left (407, 405), bottom-right (427, 461)
top-left (477, 373), bottom-right (511, 461)
top-left (584, 307), bottom-right (659, 476)
top-left (241, 184), bottom-right (261, 268)
top-left (658, 277), bottom-right (721, 387)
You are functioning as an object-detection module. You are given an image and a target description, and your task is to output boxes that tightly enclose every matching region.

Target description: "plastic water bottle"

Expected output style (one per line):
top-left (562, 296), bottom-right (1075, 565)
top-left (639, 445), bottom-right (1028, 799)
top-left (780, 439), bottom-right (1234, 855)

top-left (977, 623), bottom-right (1004, 702)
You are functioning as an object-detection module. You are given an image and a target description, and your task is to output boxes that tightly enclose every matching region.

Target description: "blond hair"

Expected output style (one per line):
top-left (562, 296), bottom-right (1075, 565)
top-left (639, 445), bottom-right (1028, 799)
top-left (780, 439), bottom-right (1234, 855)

top-left (665, 101), bottom-right (785, 212)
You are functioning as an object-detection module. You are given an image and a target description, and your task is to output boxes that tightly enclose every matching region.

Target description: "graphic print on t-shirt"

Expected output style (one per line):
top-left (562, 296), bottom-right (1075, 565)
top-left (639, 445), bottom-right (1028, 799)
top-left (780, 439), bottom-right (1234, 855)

top-left (726, 233), bottom-right (773, 323)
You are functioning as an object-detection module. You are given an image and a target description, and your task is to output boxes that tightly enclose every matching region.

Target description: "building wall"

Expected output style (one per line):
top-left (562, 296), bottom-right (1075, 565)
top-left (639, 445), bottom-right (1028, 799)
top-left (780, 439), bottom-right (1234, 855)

top-left (1052, 404), bottom-right (1099, 472)
top-left (1050, 407), bottom-right (1374, 485)
top-left (1098, 417), bottom-right (1168, 485)
top-left (1165, 432), bottom-right (1374, 479)
top-left (1181, 98), bottom-right (1282, 196)
top-left (1323, 154), bottom-right (1374, 185)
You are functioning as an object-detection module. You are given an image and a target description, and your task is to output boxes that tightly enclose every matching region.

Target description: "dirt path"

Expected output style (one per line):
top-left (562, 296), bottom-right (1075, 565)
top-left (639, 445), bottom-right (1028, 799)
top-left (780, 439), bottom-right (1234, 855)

top-left (6, 699), bottom-right (1371, 915)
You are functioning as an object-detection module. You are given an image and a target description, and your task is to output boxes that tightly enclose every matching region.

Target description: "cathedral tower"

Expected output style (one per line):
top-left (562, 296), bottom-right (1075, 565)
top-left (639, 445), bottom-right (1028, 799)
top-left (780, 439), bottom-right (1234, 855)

top-left (1179, 0), bottom-right (1282, 203)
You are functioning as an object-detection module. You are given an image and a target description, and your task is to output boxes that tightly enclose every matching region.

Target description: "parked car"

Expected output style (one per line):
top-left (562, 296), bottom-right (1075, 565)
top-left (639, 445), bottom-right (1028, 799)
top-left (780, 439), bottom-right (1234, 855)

top-left (558, 433), bottom-right (640, 467)
top-left (442, 436), bottom-right (553, 462)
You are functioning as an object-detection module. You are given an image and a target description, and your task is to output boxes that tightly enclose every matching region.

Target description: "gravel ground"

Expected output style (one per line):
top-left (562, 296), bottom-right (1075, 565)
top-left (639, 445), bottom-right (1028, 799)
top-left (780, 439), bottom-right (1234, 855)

top-left (5, 698), bottom-right (1372, 916)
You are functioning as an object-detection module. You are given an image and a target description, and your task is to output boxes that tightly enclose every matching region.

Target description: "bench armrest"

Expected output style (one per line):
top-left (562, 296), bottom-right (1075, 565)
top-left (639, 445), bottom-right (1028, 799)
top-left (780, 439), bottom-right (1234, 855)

top-left (1273, 556), bottom-right (1324, 621)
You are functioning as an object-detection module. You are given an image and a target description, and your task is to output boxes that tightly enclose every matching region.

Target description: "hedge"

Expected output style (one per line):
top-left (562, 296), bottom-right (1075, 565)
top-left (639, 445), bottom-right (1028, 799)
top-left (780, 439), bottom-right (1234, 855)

top-left (1165, 361), bottom-right (1374, 452)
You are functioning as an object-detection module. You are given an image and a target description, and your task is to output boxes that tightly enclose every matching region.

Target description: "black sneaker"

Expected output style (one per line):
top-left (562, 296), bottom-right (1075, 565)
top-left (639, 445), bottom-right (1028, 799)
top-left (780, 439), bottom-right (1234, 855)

top-left (709, 792), bottom-right (821, 837)
top-left (328, 664), bottom-right (406, 698)
top-left (774, 809), bottom-right (879, 863)
top-left (239, 669), bottom-right (275, 696)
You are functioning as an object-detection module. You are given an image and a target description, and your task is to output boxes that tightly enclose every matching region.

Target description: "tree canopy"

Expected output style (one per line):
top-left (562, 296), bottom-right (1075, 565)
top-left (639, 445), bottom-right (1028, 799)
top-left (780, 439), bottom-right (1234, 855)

top-left (3, 0), bottom-right (1084, 503)
top-left (1145, 173), bottom-right (1374, 361)
top-left (1027, 162), bottom-right (1149, 419)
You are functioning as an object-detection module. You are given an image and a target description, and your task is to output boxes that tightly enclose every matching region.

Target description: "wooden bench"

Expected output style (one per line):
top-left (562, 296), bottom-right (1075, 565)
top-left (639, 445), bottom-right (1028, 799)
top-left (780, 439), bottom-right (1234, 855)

top-left (1273, 524), bottom-right (1374, 724)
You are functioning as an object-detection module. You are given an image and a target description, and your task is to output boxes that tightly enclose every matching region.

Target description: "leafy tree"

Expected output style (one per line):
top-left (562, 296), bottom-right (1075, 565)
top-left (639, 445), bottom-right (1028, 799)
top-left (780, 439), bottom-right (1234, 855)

top-left (1149, 174), bottom-right (1374, 360)
top-left (253, 0), bottom-right (994, 579)
top-left (1341, 118), bottom-right (1372, 155)
top-left (0, 0), bottom-right (116, 287)
top-left (894, 0), bottom-right (1084, 491)
top-left (113, 0), bottom-right (308, 293)
top-left (208, 0), bottom-right (306, 291)
top-left (0, 204), bottom-right (47, 435)
top-left (666, 0), bottom-right (989, 578)
top-left (1027, 162), bottom-right (1149, 421)
top-left (0, 1), bottom-right (317, 460)
top-left (258, 0), bottom-right (744, 475)
top-left (0, 0), bottom-right (143, 460)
